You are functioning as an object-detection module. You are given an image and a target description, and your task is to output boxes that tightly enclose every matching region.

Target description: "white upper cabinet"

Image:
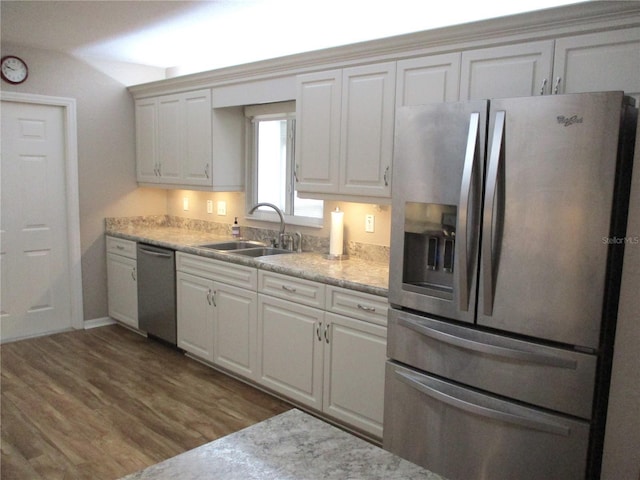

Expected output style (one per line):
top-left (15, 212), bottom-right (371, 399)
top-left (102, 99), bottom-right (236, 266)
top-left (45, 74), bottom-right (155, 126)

top-left (396, 53), bottom-right (462, 106)
top-left (181, 90), bottom-right (214, 186)
top-left (295, 62), bottom-right (396, 200)
top-left (156, 94), bottom-right (183, 183)
top-left (460, 41), bottom-right (554, 100)
top-left (295, 69), bottom-right (342, 194)
top-left (553, 27), bottom-right (640, 101)
top-left (340, 62), bottom-right (396, 198)
top-left (135, 89), bottom-right (244, 190)
top-left (134, 98), bottom-right (158, 183)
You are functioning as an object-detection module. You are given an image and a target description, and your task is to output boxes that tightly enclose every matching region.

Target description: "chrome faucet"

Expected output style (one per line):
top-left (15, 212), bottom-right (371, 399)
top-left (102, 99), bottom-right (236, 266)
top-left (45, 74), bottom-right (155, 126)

top-left (248, 202), bottom-right (287, 248)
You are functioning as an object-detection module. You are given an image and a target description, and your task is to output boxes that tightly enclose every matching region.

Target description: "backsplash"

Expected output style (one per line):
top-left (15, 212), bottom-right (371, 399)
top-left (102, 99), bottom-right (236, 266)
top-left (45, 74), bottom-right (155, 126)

top-left (105, 215), bottom-right (389, 264)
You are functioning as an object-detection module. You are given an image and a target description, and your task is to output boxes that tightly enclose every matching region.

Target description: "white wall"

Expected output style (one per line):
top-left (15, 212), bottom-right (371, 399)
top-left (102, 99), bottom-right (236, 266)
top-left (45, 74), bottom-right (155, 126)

top-left (0, 42), bottom-right (168, 320)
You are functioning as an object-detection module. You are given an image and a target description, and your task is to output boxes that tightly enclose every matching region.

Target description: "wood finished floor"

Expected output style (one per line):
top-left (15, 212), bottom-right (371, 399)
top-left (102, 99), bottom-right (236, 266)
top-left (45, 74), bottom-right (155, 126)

top-left (0, 325), bottom-right (291, 479)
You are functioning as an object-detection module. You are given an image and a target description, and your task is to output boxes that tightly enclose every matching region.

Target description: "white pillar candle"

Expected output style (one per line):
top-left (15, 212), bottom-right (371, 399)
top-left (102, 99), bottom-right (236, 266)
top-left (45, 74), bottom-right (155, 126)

top-left (330, 208), bottom-right (344, 256)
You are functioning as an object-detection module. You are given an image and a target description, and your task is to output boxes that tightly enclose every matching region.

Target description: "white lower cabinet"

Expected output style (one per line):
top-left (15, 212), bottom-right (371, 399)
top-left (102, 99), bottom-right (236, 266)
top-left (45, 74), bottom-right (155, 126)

top-left (176, 253), bottom-right (258, 379)
top-left (106, 236), bottom-right (138, 329)
top-left (175, 255), bottom-right (387, 438)
top-left (257, 271), bottom-right (387, 438)
top-left (176, 271), bottom-right (215, 362)
top-left (323, 312), bottom-right (387, 439)
top-left (257, 294), bottom-right (325, 410)
top-left (212, 282), bottom-right (258, 380)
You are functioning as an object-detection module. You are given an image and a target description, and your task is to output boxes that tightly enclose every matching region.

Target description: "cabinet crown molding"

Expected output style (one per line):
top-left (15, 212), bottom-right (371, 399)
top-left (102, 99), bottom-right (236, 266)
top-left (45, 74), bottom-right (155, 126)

top-left (128, 2), bottom-right (640, 99)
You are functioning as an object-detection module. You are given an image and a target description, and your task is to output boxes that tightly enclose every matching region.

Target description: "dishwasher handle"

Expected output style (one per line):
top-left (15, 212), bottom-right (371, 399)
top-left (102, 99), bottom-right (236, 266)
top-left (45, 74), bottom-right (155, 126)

top-left (138, 247), bottom-right (173, 258)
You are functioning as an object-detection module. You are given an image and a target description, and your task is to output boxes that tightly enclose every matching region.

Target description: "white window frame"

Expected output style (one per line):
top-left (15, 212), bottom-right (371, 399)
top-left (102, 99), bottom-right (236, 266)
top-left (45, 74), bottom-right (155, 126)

top-left (245, 102), bottom-right (323, 228)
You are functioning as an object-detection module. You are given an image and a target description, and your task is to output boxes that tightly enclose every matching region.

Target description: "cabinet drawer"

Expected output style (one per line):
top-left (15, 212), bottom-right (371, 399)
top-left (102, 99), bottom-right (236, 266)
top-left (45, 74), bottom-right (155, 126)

top-left (326, 286), bottom-right (387, 326)
top-left (106, 236), bottom-right (137, 259)
top-left (258, 271), bottom-right (325, 308)
top-left (176, 252), bottom-right (257, 290)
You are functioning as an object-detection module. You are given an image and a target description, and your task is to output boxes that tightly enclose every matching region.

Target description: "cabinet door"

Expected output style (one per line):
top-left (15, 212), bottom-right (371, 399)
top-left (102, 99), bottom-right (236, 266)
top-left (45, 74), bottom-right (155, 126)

top-left (257, 294), bottom-right (324, 409)
top-left (156, 94), bottom-right (182, 183)
top-left (135, 98), bottom-right (158, 183)
top-left (106, 253), bottom-right (138, 328)
top-left (553, 28), bottom-right (640, 101)
top-left (323, 312), bottom-right (387, 438)
top-left (396, 53), bottom-right (461, 106)
top-left (460, 41), bottom-right (554, 99)
top-left (340, 62), bottom-right (396, 197)
top-left (177, 272), bottom-right (214, 362)
top-left (213, 282), bottom-right (257, 380)
top-left (182, 90), bottom-right (214, 187)
top-left (295, 70), bottom-right (342, 194)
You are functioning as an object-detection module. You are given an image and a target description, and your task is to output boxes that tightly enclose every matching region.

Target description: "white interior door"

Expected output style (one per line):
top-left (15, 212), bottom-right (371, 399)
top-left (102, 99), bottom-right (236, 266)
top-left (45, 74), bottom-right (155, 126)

top-left (1, 100), bottom-right (74, 341)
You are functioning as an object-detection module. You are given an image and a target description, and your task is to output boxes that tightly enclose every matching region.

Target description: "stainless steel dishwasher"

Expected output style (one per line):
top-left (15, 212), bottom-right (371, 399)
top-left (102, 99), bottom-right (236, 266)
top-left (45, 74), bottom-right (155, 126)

top-left (136, 243), bottom-right (176, 345)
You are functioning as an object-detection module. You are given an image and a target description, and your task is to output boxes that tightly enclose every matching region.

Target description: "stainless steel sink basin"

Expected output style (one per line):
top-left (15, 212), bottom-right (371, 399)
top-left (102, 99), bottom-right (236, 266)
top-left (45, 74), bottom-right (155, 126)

top-left (198, 240), bottom-right (266, 250)
top-left (230, 247), bottom-right (293, 257)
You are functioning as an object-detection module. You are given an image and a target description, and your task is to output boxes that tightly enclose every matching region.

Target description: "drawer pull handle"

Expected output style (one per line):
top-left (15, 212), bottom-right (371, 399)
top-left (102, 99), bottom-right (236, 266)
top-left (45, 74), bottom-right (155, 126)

top-left (357, 303), bottom-right (376, 313)
top-left (316, 322), bottom-right (323, 342)
top-left (116, 245), bottom-right (125, 250)
top-left (395, 368), bottom-right (571, 436)
top-left (324, 323), bottom-right (331, 344)
top-left (282, 285), bottom-right (297, 293)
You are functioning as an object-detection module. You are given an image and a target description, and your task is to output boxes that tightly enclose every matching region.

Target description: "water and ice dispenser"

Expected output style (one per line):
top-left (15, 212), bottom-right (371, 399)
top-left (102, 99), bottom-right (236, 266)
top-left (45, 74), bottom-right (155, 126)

top-left (402, 202), bottom-right (457, 300)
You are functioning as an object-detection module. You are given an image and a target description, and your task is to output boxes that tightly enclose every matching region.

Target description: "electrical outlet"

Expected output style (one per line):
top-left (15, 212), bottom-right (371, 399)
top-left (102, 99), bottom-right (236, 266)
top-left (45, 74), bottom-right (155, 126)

top-left (217, 201), bottom-right (227, 216)
top-left (206, 200), bottom-right (213, 214)
top-left (183, 197), bottom-right (189, 211)
top-left (365, 214), bottom-right (375, 233)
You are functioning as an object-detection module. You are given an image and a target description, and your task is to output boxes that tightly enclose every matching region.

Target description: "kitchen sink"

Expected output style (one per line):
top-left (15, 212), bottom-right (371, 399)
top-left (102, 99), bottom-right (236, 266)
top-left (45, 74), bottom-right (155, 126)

top-left (230, 247), bottom-right (293, 257)
top-left (198, 240), bottom-right (266, 250)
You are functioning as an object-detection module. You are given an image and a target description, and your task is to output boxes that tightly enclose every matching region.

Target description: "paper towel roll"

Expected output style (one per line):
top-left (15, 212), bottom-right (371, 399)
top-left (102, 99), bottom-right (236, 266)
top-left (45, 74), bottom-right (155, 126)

top-left (330, 208), bottom-right (344, 256)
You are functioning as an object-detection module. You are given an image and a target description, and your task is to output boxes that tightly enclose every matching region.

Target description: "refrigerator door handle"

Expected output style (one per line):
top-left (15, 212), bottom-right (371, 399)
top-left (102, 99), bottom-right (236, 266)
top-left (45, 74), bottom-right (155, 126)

top-left (396, 315), bottom-right (578, 370)
top-left (457, 112), bottom-right (480, 312)
top-left (482, 110), bottom-right (506, 316)
top-left (394, 368), bottom-right (571, 437)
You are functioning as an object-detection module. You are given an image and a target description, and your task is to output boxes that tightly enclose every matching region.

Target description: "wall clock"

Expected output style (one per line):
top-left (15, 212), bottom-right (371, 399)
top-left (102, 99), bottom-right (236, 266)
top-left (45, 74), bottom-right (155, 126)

top-left (1, 56), bottom-right (29, 84)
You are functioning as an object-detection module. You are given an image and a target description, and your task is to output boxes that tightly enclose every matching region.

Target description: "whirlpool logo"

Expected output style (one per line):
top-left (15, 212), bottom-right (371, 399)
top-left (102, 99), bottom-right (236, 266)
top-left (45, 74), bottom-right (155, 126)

top-left (557, 115), bottom-right (583, 127)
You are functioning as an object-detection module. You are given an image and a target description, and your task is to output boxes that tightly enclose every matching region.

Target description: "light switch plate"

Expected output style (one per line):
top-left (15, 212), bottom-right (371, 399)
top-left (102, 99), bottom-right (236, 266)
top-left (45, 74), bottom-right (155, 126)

top-left (206, 200), bottom-right (213, 214)
top-left (217, 201), bottom-right (227, 216)
top-left (365, 214), bottom-right (375, 233)
top-left (183, 197), bottom-right (189, 211)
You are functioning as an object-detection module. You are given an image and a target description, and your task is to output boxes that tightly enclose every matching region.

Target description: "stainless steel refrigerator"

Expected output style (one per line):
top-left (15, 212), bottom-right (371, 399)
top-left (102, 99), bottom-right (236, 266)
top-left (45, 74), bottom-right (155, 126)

top-left (384, 92), bottom-right (637, 480)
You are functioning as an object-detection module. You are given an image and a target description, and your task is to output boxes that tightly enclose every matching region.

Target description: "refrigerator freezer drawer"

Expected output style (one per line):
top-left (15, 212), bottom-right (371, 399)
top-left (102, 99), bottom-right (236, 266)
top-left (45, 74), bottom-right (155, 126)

top-left (387, 308), bottom-right (597, 418)
top-left (383, 361), bottom-right (590, 480)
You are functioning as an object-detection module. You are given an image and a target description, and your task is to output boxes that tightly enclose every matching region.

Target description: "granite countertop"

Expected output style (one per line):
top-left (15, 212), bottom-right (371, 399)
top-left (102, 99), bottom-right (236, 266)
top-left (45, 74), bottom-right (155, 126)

top-left (120, 409), bottom-right (445, 480)
top-left (106, 224), bottom-right (389, 297)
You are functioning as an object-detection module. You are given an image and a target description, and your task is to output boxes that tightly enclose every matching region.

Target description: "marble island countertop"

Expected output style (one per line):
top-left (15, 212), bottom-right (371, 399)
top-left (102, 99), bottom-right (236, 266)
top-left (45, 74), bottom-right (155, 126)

top-left (120, 409), bottom-right (445, 480)
top-left (106, 223), bottom-right (389, 297)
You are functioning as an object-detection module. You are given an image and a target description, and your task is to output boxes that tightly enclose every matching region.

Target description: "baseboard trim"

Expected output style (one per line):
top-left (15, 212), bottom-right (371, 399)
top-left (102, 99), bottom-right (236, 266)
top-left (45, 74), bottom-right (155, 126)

top-left (84, 317), bottom-right (116, 329)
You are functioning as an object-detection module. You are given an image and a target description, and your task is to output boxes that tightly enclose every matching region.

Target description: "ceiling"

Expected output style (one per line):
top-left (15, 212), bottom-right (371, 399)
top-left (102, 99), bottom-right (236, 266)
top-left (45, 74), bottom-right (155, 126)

top-left (1, 0), bottom-right (583, 76)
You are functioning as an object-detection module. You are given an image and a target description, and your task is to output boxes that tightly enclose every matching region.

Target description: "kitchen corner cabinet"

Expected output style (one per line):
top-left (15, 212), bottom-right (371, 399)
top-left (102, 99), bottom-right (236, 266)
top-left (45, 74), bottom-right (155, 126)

top-left (106, 236), bottom-right (138, 329)
top-left (257, 271), bottom-right (387, 438)
top-left (176, 253), bottom-right (258, 379)
top-left (135, 90), bottom-right (244, 190)
top-left (295, 62), bottom-right (396, 199)
top-left (460, 40), bottom-right (554, 100)
top-left (396, 53), bottom-right (461, 106)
